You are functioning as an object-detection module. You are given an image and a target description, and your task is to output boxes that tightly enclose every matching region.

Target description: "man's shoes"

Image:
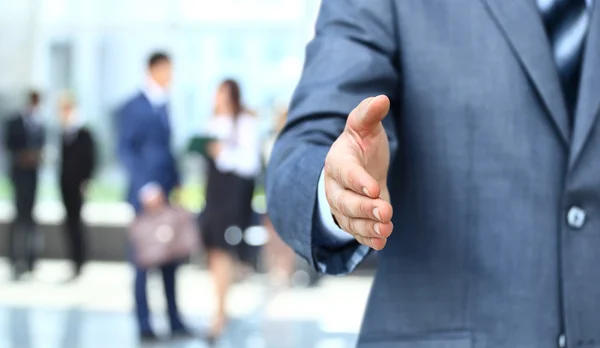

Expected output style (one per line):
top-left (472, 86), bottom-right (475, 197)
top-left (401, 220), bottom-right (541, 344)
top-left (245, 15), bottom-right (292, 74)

top-left (11, 267), bottom-right (22, 281)
top-left (140, 331), bottom-right (160, 343)
top-left (11, 263), bottom-right (29, 282)
top-left (73, 264), bottom-right (83, 278)
top-left (61, 266), bottom-right (83, 284)
top-left (205, 316), bottom-right (227, 345)
top-left (171, 327), bottom-right (195, 340)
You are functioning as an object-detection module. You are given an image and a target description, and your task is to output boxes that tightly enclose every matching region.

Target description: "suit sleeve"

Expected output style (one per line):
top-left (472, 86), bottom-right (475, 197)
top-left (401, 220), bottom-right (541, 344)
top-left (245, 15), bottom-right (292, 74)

top-left (4, 119), bottom-right (20, 153)
top-left (171, 137), bottom-right (181, 188)
top-left (266, 0), bottom-right (400, 276)
top-left (117, 105), bottom-right (138, 176)
top-left (81, 129), bottom-right (96, 181)
top-left (39, 125), bottom-right (46, 148)
top-left (3, 120), bottom-right (13, 151)
top-left (117, 104), bottom-right (152, 195)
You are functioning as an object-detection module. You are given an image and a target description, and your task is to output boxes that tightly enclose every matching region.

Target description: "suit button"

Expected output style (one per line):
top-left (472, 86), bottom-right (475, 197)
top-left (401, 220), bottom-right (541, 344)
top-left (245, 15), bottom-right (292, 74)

top-left (567, 206), bottom-right (586, 229)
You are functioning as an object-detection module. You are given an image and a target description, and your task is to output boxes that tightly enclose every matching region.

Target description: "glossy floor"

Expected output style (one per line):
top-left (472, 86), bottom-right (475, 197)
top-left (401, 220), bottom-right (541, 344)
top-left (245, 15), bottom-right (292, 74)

top-left (0, 307), bottom-right (360, 348)
top-left (0, 260), bottom-right (371, 348)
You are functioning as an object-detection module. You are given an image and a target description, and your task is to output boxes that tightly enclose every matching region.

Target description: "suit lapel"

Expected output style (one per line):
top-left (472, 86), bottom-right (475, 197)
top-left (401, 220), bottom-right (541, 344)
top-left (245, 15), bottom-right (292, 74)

top-left (157, 104), bottom-right (171, 132)
top-left (18, 115), bottom-right (32, 143)
top-left (570, 2), bottom-right (600, 169)
top-left (480, 0), bottom-right (570, 145)
top-left (140, 93), bottom-right (170, 130)
top-left (17, 116), bottom-right (26, 133)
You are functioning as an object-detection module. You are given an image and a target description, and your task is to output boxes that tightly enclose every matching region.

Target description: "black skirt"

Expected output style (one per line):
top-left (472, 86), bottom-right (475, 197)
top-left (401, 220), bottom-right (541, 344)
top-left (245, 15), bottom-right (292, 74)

top-left (201, 160), bottom-right (255, 254)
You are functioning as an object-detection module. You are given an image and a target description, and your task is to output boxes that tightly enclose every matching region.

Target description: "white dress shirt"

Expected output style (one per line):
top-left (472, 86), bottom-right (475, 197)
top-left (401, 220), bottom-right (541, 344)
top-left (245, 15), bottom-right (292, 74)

top-left (144, 77), bottom-right (168, 107)
top-left (317, 169), bottom-right (355, 243)
top-left (21, 108), bottom-right (42, 130)
top-left (316, 0), bottom-right (595, 245)
top-left (62, 110), bottom-right (84, 144)
top-left (207, 113), bottom-right (262, 179)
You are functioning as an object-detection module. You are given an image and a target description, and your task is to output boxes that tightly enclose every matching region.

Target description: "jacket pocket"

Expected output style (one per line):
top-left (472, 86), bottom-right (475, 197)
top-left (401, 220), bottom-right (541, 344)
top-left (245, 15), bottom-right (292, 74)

top-left (358, 331), bottom-right (473, 348)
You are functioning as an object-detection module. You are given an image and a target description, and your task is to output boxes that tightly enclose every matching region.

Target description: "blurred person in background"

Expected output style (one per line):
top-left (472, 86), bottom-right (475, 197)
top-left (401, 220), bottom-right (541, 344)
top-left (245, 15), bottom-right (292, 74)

top-left (3, 90), bottom-right (46, 280)
top-left (268, 0), bottom-right (600, 347)
top-left (117, 52), bottom-right (190, 342)
top-left (262, 108), bottom-right (295, 288)
top-left (57, 91), bottom-right (96, 280)
top-left (202, 79), bottom-right (261, 340)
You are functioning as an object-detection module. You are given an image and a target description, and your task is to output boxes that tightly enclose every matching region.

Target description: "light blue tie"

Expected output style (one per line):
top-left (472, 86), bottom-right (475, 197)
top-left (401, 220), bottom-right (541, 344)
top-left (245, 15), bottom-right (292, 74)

top-left (538, 0), bottom-right (591, 117)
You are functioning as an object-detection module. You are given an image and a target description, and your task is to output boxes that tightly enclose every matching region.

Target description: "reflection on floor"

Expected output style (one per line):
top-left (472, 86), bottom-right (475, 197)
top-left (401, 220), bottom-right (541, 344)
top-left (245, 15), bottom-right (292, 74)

top-left (0, 260), bottom-right (372, 348)
top-left (0, 307), bottom-right (360, 348)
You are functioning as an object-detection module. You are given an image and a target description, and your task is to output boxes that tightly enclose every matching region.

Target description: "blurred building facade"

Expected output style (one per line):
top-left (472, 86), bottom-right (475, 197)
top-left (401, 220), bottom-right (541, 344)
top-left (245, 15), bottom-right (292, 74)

top-left (0, 0), bottom-right (321, 202)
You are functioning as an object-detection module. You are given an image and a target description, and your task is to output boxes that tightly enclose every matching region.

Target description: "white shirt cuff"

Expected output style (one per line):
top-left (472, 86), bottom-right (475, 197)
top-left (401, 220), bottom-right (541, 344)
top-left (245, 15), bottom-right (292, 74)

top-left (317, 169), bottom-right (355, 244)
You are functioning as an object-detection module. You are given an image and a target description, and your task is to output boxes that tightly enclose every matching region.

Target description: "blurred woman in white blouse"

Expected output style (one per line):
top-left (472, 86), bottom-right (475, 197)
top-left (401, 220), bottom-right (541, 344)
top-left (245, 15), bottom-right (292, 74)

top-left (202, 79), bottom-right (261, 340)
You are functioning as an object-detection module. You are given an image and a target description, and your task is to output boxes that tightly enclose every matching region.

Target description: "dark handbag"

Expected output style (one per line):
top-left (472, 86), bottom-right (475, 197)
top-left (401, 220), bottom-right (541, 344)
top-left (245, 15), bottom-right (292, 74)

top-left (129, 206), bottom-right (200, 268)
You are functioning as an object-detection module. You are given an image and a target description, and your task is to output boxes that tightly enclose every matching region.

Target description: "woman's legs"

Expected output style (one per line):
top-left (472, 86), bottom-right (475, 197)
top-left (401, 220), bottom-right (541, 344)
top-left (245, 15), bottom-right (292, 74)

top-left (263, 216), bottom-right (295, 286)
top-left (207, 248), bottom-right (234, 335)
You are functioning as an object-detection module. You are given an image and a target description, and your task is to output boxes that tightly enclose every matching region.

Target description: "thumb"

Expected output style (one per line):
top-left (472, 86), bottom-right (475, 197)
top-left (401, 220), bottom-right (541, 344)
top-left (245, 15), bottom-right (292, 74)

top-left (346, 95), bottom-right (390, 137)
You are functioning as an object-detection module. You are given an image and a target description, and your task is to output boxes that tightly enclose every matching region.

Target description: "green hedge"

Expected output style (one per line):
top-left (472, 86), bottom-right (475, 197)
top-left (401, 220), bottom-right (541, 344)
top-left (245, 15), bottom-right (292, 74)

top-left (0, 176), bottom-right (265, 213)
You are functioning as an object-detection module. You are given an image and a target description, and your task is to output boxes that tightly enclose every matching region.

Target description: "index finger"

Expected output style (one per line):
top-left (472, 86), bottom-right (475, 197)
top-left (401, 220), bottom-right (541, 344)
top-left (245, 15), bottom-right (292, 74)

top-left (326, 159), bottom-right (381, 199)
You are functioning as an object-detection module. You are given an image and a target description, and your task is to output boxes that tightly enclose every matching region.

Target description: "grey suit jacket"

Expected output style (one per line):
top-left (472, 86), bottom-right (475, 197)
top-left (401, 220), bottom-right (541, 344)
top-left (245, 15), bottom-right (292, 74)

top-left (267, 0), bottom-right (600, 347)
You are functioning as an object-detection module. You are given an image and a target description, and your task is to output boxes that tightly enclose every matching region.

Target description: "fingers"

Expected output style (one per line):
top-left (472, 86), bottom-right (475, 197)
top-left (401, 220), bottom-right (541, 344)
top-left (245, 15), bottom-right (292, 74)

top-left (332, 211), bottom-right (394, 239)
top-left (360, 236), bottom-right (388, 251)
top-left (333, 212), bottom-right (392, 251)
top-left (346, 95), bottom-right (390, 137)
top-left (327, 160), bottom-right (381, 199)
top-left (328, 184), bottom-right (393, 222)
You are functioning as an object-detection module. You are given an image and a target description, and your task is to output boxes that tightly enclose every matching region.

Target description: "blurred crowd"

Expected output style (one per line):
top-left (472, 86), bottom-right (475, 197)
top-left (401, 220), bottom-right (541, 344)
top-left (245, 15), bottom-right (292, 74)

top-left (2, 51), bottom-right (297, 344)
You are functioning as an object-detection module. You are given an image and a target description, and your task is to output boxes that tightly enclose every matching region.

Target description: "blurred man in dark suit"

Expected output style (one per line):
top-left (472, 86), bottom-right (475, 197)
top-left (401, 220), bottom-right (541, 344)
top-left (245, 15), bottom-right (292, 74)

top-left (57, 91), bottom-right (96, 280)
top-left (268, 0), bottom-right (600, 347)
top-left (117, 52), bottom-right (190, 342)
top-left (3, 91), bottom-right (46, 280)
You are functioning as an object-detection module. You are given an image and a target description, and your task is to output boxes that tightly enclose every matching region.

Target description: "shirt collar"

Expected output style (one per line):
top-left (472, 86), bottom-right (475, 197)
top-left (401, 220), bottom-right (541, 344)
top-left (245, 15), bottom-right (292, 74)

top-left (22, 108), bottom-right (40, 125)
top-left (62, 110), bottom-right (84, 134)
top-left (143, 77), bottom-right (168, 107)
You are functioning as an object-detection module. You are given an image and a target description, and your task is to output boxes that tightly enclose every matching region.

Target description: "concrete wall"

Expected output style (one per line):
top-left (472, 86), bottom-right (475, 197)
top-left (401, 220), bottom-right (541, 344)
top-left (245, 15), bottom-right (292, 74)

top-left (0, 0), bottom-right (40, 111)
top-left (0, 0), bottom-right (41, 177)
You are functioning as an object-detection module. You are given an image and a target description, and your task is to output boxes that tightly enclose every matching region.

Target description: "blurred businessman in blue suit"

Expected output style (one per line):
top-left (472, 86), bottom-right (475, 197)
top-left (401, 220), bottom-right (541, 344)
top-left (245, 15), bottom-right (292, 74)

top-left (117, 52), bottom-right (189, 342)
top-left (268, 0), bottom-right (600, 347)
top-left (4, 91), bottom-right (45, 280)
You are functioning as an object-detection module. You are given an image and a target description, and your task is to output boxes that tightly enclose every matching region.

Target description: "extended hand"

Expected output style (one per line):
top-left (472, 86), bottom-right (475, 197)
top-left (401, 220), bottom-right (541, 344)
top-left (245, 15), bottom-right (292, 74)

top-left (323, 95), bottom-right (393, 250)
